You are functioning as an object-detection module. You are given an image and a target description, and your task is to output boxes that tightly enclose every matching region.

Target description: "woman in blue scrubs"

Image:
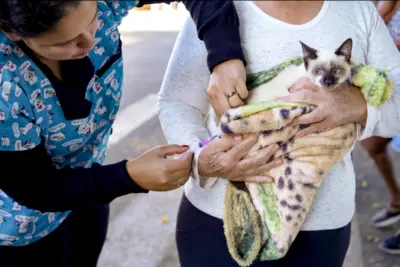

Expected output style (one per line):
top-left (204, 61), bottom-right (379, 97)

top-left (0, 1), bottom-right (247, 266)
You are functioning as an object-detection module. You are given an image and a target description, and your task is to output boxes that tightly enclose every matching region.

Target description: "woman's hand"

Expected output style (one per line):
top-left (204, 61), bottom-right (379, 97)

top-left (126, 145), bottom-right (194, 191)
top-left (277, 77), bottom-right (368, 138)
top-left (207, 59), bottom-right (248, 116)
top-left (198, 133), bottom-right (283, 183)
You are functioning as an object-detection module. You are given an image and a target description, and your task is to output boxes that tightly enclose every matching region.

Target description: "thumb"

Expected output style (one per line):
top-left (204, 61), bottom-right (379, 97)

top-left (171, 149), bottom-right (195, 161)
top-left (158, 144), bottom-right (190, 157)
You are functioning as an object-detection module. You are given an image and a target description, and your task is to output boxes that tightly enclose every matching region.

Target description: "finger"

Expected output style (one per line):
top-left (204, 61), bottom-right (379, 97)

top-left (170, 149), bottom-right (194, 161)
top-left (276, 90), bottom-right (318, 105)
top-left (241, 158), bottom-right (283, 176)
top-left (289, 77), bottom-right (319, 93)
top-left (158, 144), bottom-right (190, 157)
top-left (228, 93), bottom-right (245, 108)
top-left (237, 144), bottom-right (280, 171)
top-left (162, 151), bottom-right (194, 172)
top-left (241, 175), bottom-right (275, 184)
top-left (288, 76), bottom-right (309, 93)
top-left (290, 109), bottom-right (325, 127)
top-left (214, 91), bottom-right (232, 117)
top-left (205, 134), bottom-right (242, 154)
top-left (295, 120), bottom-right (330, 138)
top-left (235, 78), bottom-right (249, 99)
top-left (227, 133), bottom-right (259, 161)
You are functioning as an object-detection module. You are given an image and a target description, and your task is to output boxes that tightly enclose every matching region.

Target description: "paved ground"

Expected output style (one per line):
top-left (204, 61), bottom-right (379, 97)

top-left (98, 10), bottom-right (184, 267)
top-left (353, 144), bottom-right (400, 267)
top-left (96, 8), bottom-right (398, 267)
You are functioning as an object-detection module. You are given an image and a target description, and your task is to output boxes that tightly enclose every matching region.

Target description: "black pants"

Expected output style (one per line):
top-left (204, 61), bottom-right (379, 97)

top-left (176, 194), bottom-right (351, 267)
top-left (0, 204), bottom-right (109, 267)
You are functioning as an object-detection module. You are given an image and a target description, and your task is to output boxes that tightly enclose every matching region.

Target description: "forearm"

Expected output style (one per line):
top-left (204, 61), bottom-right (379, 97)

top-left (138, 0), bottom-right (246, 72)
top-left (376, 1), bottom-right (397, 24)
top-left (0, 143), bottom-right (148, 212)
top-left (394, 38), bottom-right (400, 50)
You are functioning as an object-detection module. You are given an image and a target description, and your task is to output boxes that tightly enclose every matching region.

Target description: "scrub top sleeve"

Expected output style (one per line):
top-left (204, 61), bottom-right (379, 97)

top-left (0, 80), bottom-right (41, 152)
top-left (0, 82), bottom-right (148, 213)
top-left (104, 0), bottom-right (140, 23)
top-left (0, 143), bottom-right (148, 213)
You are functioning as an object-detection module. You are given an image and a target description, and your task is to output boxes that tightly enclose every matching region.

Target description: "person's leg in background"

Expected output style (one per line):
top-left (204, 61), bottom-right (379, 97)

top-left (360, 136), bottom-right (400, 228)
top-left (371, 0), bottom-right (400, 255)
top-left (377, 135), bottom-right (400, 255)
top-left (66, 204), bottom-right (110, 267)
top-left (175, 193), bottom-right (350, 267)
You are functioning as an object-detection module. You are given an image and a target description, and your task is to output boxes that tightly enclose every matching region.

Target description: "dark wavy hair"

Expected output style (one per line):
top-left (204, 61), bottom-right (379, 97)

top-left (0, 0), bottom-right (80, 37)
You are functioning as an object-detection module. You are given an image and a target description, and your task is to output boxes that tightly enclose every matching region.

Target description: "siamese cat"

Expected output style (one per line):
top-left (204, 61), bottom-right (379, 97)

top-left (205, 38), bottom-right (356, 138)
top-left (245, 38), bottom-right (355, 104)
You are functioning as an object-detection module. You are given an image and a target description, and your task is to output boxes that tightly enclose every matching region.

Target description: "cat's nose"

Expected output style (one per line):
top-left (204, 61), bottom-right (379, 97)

top-left (323, 77), bottom-right (334, 87)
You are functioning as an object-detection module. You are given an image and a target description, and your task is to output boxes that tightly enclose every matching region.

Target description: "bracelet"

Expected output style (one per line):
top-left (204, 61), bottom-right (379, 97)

top-left (198, 134), bottom-right (220, 148)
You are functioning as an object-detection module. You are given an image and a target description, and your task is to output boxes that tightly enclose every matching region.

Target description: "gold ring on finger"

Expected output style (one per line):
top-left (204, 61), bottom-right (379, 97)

top-left (227, 91), bottom-right (237, 98)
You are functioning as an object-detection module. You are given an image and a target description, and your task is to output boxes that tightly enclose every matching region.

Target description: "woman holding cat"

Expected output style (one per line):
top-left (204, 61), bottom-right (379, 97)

top-left (158, 1), bottom-right (400, 266)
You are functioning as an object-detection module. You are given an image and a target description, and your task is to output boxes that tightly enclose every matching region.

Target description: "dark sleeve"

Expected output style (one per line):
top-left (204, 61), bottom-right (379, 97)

top-left (137, 0), bottom-right (247, 72)
top-left (0, 142), bottom-right (148, 213)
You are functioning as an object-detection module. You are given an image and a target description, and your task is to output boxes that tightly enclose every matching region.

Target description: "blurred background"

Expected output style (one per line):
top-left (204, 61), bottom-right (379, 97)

top-left (98, 2), bottom-right (400, 267)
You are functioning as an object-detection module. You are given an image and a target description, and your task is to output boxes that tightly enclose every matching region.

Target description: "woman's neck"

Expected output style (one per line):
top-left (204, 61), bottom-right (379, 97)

top-left (253, 1), bottom-right (324, 25)
top-left (35, 54), bottom-right (63, 81)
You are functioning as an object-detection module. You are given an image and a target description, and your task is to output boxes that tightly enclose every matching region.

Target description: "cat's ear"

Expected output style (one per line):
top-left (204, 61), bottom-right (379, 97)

top-left (335, 38), bottom-right (352, 62)
top-left (299, 41), bottom-right (317, 68)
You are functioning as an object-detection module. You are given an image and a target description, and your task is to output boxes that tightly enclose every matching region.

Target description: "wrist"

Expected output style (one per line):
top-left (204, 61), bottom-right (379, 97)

top-left (197, 155), bottom-right (206, 177)
top-left (357, 93), bottom-right (368, 128)
top-left (213, 59), bottom-right (244, 73)
top-left (359, 104), bottom-right (368, 127)
top-left (349, 85), bottom-right (368, 127)
top-left (193, 148), bottom-right (220, 188)
top-left (124, 160), bottom-right (149, 193)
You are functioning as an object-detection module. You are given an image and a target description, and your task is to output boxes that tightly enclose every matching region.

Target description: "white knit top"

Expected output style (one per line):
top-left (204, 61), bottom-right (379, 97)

top-left (157, 1), bottom-right (400, 230)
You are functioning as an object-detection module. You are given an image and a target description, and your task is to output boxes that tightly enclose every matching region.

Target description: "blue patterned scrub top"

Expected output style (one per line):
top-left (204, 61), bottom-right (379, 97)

top-left (0, 0), bottom-right (139, 246)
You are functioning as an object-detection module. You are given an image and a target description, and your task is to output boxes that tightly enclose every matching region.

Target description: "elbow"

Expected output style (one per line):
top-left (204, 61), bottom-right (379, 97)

top-left (156, 98), bottom-right (169, 122)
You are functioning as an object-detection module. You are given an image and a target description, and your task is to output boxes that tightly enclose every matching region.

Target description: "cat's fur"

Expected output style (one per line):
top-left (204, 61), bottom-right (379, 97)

top-left (245, 38), bottom-right (355, 104)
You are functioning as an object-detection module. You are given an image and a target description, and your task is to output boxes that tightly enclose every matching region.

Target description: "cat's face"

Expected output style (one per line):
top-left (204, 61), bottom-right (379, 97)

top-left (300, 38), bottom-right (353, 88)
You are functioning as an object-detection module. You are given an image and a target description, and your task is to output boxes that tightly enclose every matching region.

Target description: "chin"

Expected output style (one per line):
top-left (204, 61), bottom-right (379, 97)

top-left (72, 56), bottom-right (85, 60)
top-left (320, 82), bottom-right (341, 89)
top-left (51, 53), bottom-right (86, 61)
top-left (44, 54), bottom-right (76, 61)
